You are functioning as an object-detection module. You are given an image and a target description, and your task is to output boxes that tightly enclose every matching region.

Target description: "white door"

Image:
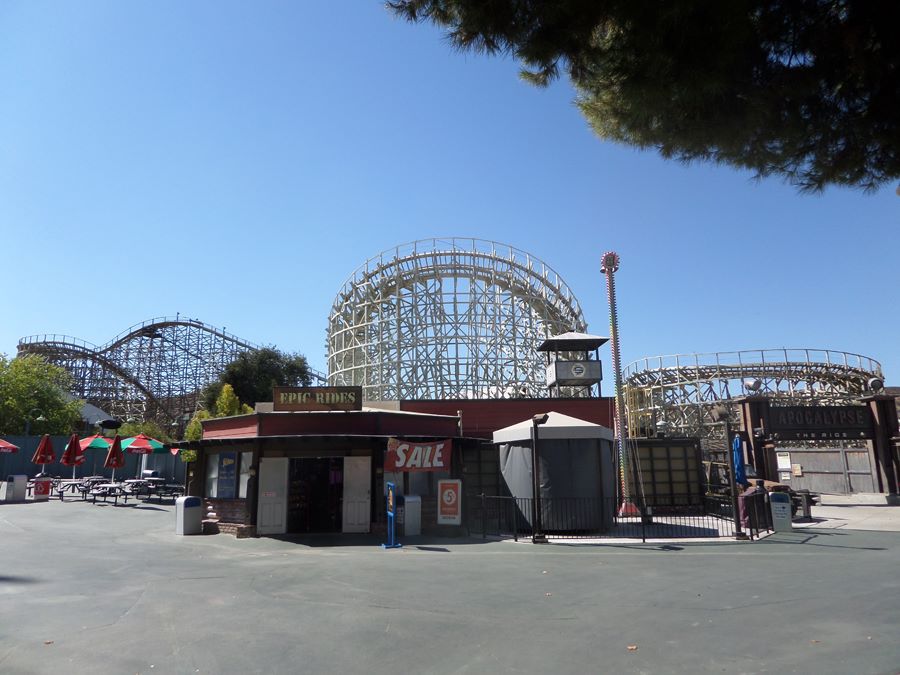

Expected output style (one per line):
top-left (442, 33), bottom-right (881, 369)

top-left (257, 457), bottom-right (289, 535)
top-left (342, 457), bottom-right (371, 533)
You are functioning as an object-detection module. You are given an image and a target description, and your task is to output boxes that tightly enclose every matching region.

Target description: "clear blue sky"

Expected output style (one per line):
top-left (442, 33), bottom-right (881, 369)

top-left (1, 1), bottom-right (897, 381)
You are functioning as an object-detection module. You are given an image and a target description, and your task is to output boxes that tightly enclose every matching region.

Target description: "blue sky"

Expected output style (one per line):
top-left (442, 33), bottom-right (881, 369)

top-left (1, 1), bottom-right (897, 381)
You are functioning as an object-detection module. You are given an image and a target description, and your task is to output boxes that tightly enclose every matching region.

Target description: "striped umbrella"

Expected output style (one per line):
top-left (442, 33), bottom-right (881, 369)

top-left (120, 433), bottom-right (166, 454)
top-left (80, 434), bottom-right (111, 476)
top-left (80, 434), bottom-right (111, 452)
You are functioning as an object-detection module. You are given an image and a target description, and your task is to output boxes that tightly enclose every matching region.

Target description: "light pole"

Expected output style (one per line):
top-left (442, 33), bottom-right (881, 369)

top-left (531, 413), bottom-right (549, 544)
top-left (24, 409), bottom-right (47, 478)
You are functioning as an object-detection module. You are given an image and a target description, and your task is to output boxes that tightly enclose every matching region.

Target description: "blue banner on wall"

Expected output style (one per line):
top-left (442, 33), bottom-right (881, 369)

top-left (732, 435), bottom-right (746, 485)
top-left (217, 451), bottom-right (238, 499)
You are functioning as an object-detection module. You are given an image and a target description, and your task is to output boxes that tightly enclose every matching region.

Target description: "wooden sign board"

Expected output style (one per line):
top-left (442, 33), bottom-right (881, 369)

top-left (273, 386), bottom-right (363, 412)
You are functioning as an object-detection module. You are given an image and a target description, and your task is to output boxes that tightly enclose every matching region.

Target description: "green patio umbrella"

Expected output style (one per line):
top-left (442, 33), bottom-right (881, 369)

top-left (120, 433), bottom-right (166, 454)
top-left (121, 434), bottom-right (168, 478)
top-left (80, 434), bottom-right (111, 476)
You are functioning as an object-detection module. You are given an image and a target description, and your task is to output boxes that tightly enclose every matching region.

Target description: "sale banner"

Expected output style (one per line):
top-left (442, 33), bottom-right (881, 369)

top-left (385, 438), bottom-right (452, 472)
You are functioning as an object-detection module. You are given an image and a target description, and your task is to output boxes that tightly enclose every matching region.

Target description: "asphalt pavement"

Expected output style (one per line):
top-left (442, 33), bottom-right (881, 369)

top-left (1, 498), bottom-right (898, 675)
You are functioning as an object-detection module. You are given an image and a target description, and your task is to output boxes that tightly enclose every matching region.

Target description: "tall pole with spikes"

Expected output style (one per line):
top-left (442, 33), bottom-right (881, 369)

top-left (601, 251), bottom-right (639, 516)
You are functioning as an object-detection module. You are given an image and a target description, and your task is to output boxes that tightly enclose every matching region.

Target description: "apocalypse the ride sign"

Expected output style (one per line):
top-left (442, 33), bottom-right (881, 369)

top-left (273, 386), bottom-right (362, 412)
top-left (385, 438), bottom-right (452, 472)
top-left (768, 405), bottom-right (873, 440)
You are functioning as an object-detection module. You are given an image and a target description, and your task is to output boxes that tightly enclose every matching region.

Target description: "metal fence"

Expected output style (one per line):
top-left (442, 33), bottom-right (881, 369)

top-left (0, 435), bottom-right (186, 484)
top-left (468, 492), bottom-right (772, 542)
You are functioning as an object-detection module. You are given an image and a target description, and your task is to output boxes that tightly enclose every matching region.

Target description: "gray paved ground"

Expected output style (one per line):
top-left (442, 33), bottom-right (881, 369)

top-left (1, 499), bottom-right (899, 675)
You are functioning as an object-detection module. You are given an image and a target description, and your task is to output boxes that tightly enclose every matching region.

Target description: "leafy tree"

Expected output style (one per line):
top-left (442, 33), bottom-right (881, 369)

top-left (0, 354), bottom-right (83, 435)
top-left (389, 1), bottom-right (900, 192)
top-left (203, 347), bottom-right (312, 410)
top-left (215, 384), bottom-right (254, 418)
top-left (184, 410), bottom-right (211, 442)
top-left (183, 386), bottom-right (251, 445)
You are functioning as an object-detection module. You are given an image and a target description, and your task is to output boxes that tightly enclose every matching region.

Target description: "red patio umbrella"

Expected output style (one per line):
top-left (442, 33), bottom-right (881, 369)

top-left (103, 434), bottom-right (125, 481)
top-left (0, 438), bottom-right (20, 453)
top-left (31, 434), bottom-right (56, 472)
top-left (60, 433), bottom-right (86, 478)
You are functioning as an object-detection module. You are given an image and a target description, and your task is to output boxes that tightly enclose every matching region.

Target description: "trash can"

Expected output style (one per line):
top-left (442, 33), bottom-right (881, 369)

top-left (769, 491), bottom-right (793, 532)
top-left (33, 475), bottom-right (52, 502)
top-left (175, 496), bottom-right (203, 535)
top-left (403, 495), bottom-right (422, 536)
top-left (1, 475), bottom-right (27, 502)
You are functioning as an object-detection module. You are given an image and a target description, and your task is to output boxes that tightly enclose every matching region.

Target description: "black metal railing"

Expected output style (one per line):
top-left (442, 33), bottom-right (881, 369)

top-left (468, 494), bottom-right (749, 542)
top-left (740, 490), bottom-right (772, 540)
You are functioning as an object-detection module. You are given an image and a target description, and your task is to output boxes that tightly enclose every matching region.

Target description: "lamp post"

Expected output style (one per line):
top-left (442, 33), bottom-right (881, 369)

top-left (24, 408), bottom-right (47, 479)
top-left (531, 413), bottom-right (549, 544)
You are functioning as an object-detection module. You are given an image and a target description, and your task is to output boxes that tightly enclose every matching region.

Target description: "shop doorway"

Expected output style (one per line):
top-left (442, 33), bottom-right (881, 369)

top-left (288, 458), bottom-right (344, 533)
top-left (257, 457), bottom-right (289, 535)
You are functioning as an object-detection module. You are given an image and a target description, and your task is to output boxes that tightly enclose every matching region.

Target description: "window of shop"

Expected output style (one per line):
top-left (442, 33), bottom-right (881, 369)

top-left (205, 451), bottom-right (254, 498)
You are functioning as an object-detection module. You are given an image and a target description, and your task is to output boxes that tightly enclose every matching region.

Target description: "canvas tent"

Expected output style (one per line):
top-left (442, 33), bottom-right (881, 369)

top-left (493, 411), bottom-right (616, 532)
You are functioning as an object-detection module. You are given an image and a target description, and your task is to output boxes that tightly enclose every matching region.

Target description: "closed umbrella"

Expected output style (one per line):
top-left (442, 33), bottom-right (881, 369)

top-left (60, 433), bottom-right (86, 479)
top-left (103, 434), bottom-right (125, 481)
top-left (31, 434), bottom-right (56, 472)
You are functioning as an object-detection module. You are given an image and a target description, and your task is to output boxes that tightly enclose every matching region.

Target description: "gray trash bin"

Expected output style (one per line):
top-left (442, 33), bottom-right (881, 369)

top-left (403, 495), bottom-right (421, 536)
top-left (175, 496), bottom-right (203, 535)
top-left (2, 475), bottom-right (27, 502)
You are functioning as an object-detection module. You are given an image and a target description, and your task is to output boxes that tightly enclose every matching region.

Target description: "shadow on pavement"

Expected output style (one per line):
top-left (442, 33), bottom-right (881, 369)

top-left (268, 533), bottom-right (495, 548)
top-left (0, 575), bottom-right (40, 585)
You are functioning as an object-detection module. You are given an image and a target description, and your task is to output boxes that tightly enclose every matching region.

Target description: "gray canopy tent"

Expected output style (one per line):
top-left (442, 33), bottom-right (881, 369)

top-left (493, 411), bottom-right (616, 532)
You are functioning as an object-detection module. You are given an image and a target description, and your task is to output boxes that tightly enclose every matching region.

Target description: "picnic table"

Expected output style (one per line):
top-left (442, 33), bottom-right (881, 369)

top-left (89, 483), bottom-right (130, 505)
top-left (54, 479), bottom-right (84, 501)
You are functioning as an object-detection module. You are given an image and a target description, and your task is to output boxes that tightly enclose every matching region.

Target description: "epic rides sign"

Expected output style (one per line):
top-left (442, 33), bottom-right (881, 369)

top-left (385, 438), bottom-right (452, 472)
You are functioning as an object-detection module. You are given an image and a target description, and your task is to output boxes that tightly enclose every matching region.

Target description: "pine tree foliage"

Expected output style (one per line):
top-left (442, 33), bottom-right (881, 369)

top-left (389, 0), bottom-right (900, 192)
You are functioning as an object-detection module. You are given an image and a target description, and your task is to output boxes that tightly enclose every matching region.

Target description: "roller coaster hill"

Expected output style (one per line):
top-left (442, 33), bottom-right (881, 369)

top-left (16, 316), bottom-right (326, 430)
top-left (623, 349), bottom-right (899, 498)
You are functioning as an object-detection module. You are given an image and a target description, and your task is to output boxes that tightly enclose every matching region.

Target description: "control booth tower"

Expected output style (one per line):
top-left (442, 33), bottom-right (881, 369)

top-left (538, 332), bottom-right (609, 398)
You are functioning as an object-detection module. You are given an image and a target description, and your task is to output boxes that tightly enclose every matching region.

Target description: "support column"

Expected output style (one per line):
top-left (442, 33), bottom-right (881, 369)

top-left (863, 395), bottom-right (899, 497)
top-left (737, 396), bottom-right (773, 480)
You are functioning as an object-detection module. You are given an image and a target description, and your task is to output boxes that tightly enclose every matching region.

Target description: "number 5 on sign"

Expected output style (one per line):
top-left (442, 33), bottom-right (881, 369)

top-left (437, 479), bottom-right (462, 526)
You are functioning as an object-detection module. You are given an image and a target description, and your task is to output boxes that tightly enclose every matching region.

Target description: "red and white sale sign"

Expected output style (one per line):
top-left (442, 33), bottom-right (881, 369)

top-left (437, 479), bottom-right (462, 525)
top-left (385, 438), bottom-right (452, 472)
